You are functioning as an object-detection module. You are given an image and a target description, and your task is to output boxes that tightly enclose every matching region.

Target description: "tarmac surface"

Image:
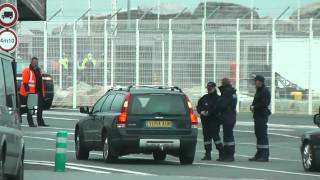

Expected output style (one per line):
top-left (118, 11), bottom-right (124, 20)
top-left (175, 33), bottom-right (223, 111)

top-left (23, 108), bottom-right (320, 180)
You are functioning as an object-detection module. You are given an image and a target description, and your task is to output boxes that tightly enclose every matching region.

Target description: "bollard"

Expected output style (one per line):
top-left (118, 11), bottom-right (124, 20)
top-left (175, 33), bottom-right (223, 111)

top-left (55, 131), bottom-right (68, 172)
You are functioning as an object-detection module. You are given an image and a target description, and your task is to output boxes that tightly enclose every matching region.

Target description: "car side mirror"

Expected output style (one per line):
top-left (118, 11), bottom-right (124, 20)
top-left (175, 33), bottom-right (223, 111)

top-left (314, 114), bottom-right (320, 128)
top-left (80, 106), bottom-right (90, 114)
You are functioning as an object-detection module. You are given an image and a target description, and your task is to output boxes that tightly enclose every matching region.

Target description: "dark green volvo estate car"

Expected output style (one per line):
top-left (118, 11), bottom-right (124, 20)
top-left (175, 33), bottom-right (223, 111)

top-left (75, 86), bottom-right (198, 164)
top-left (0, 52), bottom-right (25, 180)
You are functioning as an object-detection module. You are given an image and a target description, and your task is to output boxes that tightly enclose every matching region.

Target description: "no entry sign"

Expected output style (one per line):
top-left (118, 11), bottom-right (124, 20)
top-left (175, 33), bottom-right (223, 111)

top-left (0, 28), bottom-right (18, 52)
top-left (0, 3), bottom-right (19, 28)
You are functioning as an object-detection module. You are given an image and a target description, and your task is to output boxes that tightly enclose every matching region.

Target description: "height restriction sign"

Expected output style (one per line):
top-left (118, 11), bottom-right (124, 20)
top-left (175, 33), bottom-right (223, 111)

top-left (0, 28), bottom-right (18, 52)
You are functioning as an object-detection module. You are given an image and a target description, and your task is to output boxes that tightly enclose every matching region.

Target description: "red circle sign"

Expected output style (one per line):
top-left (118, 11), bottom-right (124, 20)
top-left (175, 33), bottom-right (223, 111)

top-left (0, 3), bottom-right (19, 28)
top-left (0, 28), bottom-right (18, 52)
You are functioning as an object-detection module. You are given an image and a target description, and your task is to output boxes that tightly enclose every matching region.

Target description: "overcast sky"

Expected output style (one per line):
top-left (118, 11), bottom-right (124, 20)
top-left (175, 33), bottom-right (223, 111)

top-left (47, 0), bottom-right (320, 21)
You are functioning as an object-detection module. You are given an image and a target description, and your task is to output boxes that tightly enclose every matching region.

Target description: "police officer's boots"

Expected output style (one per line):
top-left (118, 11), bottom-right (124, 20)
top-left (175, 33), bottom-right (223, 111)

top-left (249, 149), bottom-right (269, 162)
top-left (216, 145), bottom-right (224, 161)
top-left (201, 152), bottom-right (211, 161)
top-left (216, 150), bottom-right (224, 161)
top-left (217, 146), bottom-right (235, 162)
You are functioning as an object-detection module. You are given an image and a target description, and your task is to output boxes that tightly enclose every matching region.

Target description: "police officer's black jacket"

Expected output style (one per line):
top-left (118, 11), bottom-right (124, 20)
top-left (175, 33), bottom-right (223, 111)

top-left (197, 91), bottom-right (219, 120)
top-left (217, 85), bottom-right (237, 112)
top-left (216, 85), bottom-right (237, 118)
top-left (252, 84), bottom-right (271, 116)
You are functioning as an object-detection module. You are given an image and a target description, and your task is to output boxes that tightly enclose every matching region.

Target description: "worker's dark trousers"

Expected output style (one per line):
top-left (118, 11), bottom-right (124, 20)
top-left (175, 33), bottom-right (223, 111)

top-left (201, 118), bottom-right (223, 154)
top-left (222, 112), bottom-right (236, 158)
top-left (254, 113), bottom-right (269, 158)
top-left (20, 94), bottom-right (45, 126)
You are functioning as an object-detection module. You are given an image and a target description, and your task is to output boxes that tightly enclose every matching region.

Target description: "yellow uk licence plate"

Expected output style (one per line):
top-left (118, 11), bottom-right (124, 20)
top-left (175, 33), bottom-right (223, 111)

top-left (146, 121), bottom-right (172, 128)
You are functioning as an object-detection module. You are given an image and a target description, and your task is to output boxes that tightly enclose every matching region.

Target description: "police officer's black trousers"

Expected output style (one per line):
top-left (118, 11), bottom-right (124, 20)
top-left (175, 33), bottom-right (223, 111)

top-left (222, 120), bottom-right (236, 158)
top-left (201, 118), bottom-right (223, 154)
top-left (254, 114), bottom-right (269, 158)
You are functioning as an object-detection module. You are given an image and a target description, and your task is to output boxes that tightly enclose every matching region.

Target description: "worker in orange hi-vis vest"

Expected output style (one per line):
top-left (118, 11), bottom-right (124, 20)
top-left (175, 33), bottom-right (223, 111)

top-left (20, 57), bottom-right (49, 127)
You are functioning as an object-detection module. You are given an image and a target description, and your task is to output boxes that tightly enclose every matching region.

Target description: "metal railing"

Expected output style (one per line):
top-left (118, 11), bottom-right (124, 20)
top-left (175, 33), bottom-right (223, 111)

top-left (16, 19), bottom-right (320, 114)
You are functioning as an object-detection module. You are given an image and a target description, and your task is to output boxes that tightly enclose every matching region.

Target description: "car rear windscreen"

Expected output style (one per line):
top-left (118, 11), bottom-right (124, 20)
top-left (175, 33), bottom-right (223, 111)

top-left (129, 94), bottom-right (187, 115)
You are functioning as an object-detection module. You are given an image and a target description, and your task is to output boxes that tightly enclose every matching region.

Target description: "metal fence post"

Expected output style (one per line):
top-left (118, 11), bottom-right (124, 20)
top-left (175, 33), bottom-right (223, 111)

top-left (104, 19), bottom-right (108, 92)
top-left (271, 19), bottom-right (276, 114)
top-left (308, 18), bottom-right (313, 115)
top-left (168, 19), bottom-right (173, 86)
top-left (110, 34), bottom-right (114, 87)
top-left (43, 21), bottom-right (48, 72)
top-left (201, 18), bottom-right (206, 96)
top-left (136, 19), bottom-right (140, 86)
top-left (236, 19), bottom-right (240, 112)
top-left (161, 33), bottom-right (165, 86)
top-left (213, 33), bottom-right (216, 83)
top-left (266, 42), bottom-right (270, 66)
top-left (59, 26), bottom-right (63, 89)
top-left (72, 21), bottom-right (77, 109)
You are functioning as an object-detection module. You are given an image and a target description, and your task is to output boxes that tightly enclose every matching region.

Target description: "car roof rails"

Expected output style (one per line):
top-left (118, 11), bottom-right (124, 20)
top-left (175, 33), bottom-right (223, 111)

top-left (107, 86), bottom-right (130, 92)
top-left (127, 85), bottom-right (183, 93)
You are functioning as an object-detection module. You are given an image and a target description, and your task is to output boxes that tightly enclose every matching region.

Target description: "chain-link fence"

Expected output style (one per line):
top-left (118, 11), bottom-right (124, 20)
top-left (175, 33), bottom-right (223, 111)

top-left (16, 19), bottom-right (320, 114)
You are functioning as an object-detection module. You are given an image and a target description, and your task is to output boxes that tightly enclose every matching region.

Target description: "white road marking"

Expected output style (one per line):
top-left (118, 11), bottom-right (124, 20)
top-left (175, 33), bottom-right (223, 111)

top-left (43, 116), bottom-right (78, 121)
top-left (195, 150), bottom-right (300, 162)
top-left (23, 136), bottom-right (74, 143)
top-left (27, 148), bottom-right (102, 157)
top-left (21, 125), bottom-right (74, 131)
top-left (267, 128), bottom-right (294, 132)
top-left (198, 129), bottom-right (300, 139)
top-left (234, 130), bottom-right (300, 139)
top-left (198, 127), bottom-right (294, 132)
top-left (21, 115), bottom-right (78, 121)
top-left (24, 131), bottom-right (75, 135)
top-left (25, 161), bottom-right (111, 174)
top-left (237, 121), bottom-right (316, 130)
top-left (25, 160), bottom-right (154, 176)
top-left (50, 107), bottom-right (78, 111)
top-left (44, 111), bottom-right (85, 117)
top-left (193, 162), bottom-right (320, 178)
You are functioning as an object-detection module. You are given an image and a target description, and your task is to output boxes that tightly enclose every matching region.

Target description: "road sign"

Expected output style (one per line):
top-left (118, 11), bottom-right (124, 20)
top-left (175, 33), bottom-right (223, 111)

top-left (0, 28), bottom-right (18, 52)
top-left (0, 3), bottom-right (19, 28)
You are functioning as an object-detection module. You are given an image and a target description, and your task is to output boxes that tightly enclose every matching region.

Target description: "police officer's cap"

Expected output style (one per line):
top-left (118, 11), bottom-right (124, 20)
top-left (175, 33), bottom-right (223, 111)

top-left (254, 75), bottom-right (265, 82)
top-left (207, 82), bottom-right (216, 88)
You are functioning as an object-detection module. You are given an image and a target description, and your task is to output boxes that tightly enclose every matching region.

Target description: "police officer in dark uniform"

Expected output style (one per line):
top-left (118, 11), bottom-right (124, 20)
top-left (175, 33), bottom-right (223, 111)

top-left (249, 75), bottom-right (271, 162)
top-left (197, 82), bottom-right (223, 160)
top-left (216, 78), bottom-right (237, 162)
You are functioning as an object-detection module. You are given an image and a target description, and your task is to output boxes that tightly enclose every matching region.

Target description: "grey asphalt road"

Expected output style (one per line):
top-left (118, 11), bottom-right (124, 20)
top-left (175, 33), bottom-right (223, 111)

top-left (22, 109), bottom-right (320, 180)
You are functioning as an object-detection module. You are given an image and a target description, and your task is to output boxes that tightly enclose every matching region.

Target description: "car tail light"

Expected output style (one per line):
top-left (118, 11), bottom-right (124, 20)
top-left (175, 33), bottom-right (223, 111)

top-left (186, 96), bottom-right (198, 128)
top-left (117, 94), bottom-right (131, 128)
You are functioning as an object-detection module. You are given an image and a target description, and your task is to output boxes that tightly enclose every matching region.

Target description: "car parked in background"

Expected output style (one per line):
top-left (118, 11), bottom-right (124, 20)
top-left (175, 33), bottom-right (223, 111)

top-left (0, 52), bottom-right (25, 180)
top-left (301, 106), bottom-right (320, 171)
top-left (75, 86), bottom-right (198, 165)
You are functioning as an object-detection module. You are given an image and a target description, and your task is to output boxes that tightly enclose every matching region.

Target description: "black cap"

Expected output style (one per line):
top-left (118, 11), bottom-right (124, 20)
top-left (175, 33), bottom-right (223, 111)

top-left (207, 82), bottom-right (216, 88)
top-left (254, 75), bottom-right (265, 82)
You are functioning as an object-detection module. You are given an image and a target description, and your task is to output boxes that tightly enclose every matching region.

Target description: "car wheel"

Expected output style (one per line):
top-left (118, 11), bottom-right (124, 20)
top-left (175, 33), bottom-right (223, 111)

top-left (179, 146), bottom-right (195, 165)
top-left (0, 155), bottom-right (5, 179)
top-left (153, 151), bottom-right (166, 161)
top-left (103, 136), bottom-right (117, 163)
top-left (75, 129), bottom-right (89, 160)
top-left (7, 158), bottom-right (23, 180)
top-left (302, 142), bottom-right (317, 171)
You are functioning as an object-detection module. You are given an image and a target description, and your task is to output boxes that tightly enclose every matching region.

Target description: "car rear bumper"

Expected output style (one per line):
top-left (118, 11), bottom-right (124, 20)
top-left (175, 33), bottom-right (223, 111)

top-left (109, 134), bottom-right (197, 156)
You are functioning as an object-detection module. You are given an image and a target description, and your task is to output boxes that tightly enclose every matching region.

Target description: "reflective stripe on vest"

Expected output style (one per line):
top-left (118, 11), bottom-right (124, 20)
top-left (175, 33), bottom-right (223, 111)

top-left (29, 70), bottom-right (35, 87)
